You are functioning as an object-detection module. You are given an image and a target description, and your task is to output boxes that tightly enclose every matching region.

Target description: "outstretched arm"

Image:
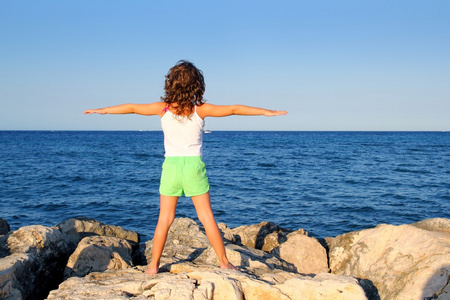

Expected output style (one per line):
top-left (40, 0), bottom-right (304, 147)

top-left (197, 103), bottom-right (287, 118)
top-left (83, 102), bottom-right (165, 116)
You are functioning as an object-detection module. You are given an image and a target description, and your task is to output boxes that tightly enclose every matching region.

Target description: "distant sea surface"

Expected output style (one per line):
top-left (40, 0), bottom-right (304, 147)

top-left (1, 131), bottom-right (449, 240)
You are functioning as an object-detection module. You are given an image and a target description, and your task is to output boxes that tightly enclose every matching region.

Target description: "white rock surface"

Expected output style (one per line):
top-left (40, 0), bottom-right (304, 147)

top-left (47, 266), bottom-right (367, 300)
top-left (328, 219), bottom-right (450, 300)
top-left (273, 230), bottom-right (329, 274)
top-left (56, 216), bottom-right (139, 249)
top-left (0, 225), bottom-right (70, 300)
top-left (219, 221), bottom-right (292, 252)
top-left (64, 235), bottom-right (133, 278)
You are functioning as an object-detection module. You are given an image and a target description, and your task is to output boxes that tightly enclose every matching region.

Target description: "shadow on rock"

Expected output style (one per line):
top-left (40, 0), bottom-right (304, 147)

top-left (422, 265), bottom-right (449, 300)
top-left (357, 278), bottom-right (381, 300)
top-left (0, 225), bottom-right (70, 300)
top-left (255, 222), bottom-right (290, 250)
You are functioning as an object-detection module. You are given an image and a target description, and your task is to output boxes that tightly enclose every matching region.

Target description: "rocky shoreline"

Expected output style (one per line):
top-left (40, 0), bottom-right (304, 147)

top-left (0, 216), bottom-right (449, 300)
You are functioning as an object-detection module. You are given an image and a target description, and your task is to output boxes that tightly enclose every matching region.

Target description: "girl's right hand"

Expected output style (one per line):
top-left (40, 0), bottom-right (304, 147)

top-left (264, 110), bottom-right (288, 116)
top-left (83, 109), bottom-right (106, 115)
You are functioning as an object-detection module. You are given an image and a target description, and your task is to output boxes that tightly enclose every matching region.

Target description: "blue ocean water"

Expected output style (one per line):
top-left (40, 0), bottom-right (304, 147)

top-left (1, 131), bottom-right (449, 240)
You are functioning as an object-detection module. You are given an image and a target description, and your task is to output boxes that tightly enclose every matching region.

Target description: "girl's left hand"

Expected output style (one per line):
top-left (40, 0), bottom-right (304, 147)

top-left (84, 109), bottom-right (106, 115)
top-left (264, 110), bottom-right (288, 116)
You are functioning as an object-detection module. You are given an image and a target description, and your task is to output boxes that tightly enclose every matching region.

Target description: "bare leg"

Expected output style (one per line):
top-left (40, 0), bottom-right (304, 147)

top-left (145, 195), bottom-right (179, 274)
top-left (191, 192), bottom-right (236, 270)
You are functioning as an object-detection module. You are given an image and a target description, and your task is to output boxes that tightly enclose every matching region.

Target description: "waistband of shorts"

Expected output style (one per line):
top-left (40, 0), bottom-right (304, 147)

top-left (164, 156), bottom-right (203, 161)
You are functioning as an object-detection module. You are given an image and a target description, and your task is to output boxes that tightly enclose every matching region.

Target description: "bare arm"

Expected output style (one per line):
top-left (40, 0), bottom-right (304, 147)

top-left (197, 103), bottom-right (287, 118)
top-left (83, 102), bottom-right (165, 116)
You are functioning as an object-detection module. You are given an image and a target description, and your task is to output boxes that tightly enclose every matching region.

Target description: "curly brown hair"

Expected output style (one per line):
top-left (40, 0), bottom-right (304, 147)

top-left (161, 60), bottom-right (206, 116)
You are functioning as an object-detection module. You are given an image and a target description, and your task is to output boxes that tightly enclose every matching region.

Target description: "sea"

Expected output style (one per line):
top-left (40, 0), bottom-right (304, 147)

top-left (1, 131), bottom-right (449, 240)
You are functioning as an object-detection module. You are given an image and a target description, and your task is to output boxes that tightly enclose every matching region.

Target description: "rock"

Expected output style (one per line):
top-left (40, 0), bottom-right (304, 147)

top-left (275, 273), bottom-right (368, 300)
top-left (0, 225), bottom-right (67, 256)
top-left (188, 270), bottom-right (243, 300)
top-left (64, 235), bottom-right (134, 279)
top-left (272, 230), bottom-right (329, 274)
top-left (192, 243), bottom-right (297, 274)
top-left (0, 253), bottom-right (30, 300)
top-left (218, 222), bottom-right (327, 275)
top-left (144, 218), bottom-right (296, 274)
top-left (0, 219), bottom-right (138, 300)
top-left (328, 220), bottom-right (450, 300)
top-left (9, 217), bottom-right (449, 299)
top-left (411, 217), bottom-right (450, 234)
top-left (0, 225), bottom-right (70, 300)
top-left (55, 216), bottom-right (140, 251)
top-left (47, 265), bottom-right (368, 300)
top-left (0, 218), bottom-right (10, 236)
top-left (219, 221), bottom-right (293, 253)
top-left (47, 268), bottom-right (208, 299)
top-left (144, 217), bottom-right (213, 268)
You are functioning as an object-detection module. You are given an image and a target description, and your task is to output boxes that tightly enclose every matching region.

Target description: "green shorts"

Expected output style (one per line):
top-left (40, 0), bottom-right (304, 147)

top-left (159, 156), bottom-right (210, 197)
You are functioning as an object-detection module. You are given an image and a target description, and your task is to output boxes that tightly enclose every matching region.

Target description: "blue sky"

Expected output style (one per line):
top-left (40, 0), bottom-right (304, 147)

top-left (1, 1), bottom-right (449, 131)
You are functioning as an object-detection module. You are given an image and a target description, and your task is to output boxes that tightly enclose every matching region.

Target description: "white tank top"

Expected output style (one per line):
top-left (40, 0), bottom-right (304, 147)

top-left (161, 106), bottom-right (204, 157)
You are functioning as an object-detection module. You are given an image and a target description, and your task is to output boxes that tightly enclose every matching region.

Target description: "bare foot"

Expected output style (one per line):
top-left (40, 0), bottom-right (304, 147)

top-left (220, 262), bottom-right (238, 271)
top-left (144, 267), bottom-right (158, 274)
top-left (145, 262), bottom-right (160, 274)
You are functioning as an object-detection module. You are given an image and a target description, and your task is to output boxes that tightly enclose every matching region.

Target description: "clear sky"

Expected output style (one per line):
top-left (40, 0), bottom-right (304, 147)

top-left (1, 0), bottom-right (449, 131)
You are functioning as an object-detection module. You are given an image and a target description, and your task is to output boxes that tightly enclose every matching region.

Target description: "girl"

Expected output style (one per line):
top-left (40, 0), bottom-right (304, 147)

top-left (84, 60), bottom-right (287, 274)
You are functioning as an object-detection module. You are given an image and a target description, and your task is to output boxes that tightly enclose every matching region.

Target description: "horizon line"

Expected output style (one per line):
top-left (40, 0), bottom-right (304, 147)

top-left (1, 129), bottom-right (448, 133)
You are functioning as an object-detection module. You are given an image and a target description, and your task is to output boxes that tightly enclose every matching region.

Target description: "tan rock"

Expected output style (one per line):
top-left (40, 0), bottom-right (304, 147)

top-left (193, 243), bottom-right (296, 273)
top-left (143, 218), bottom-right (297, 274)
top-left (185, 269), bottom-right (364, 300)
top-left (192, 280), bottom-right (214, 300)
top-left (187, 270), bottom-right (244, 300)
top-left (56, 217), bottom-right (139, 250)
top-left (49, 268), bottom-right (200, 299)
top-left (219, 221), bottom-right (293, 252)
top-left (48, 261), bottom-right (368, 300)
top-left (0, 253), bottom-right (29, 300)
top-left (64, 235), bottom-right (133, 278)
top-left (238, 276), bottom-right (290, 300)
top-left (275, 273), bottom-right (367, 300)
top-left (148, 277), bottom-right (197, 299)
top-left (144, 217), bottom-right (211, 268)
top-left (273, 230), bottom-right (329, 274)
top-left (0, 225), bottom-right (69, 300)
top-left (47, 269), bottom-right (155, 299)
top-left (329, 220), bottom-right (450, 300)
top-left (219, 221), bottom-right (327, 275)
top-left (411, 217), bottom-right (450, 234)
top-left (1, 225), bottom-right (67, 255)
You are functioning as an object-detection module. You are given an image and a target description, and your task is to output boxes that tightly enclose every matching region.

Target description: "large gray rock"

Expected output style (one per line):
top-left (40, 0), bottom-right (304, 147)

top-left (273, 273), bottom-right (368, 300)
top-left (56, 216), bottom-right (139, 251)
top-left (144, 218), bottom-right (213, 268)
top-left (1, 253), bottom-right (30, 300)
top-left (328, 219), bottom-right (450, 300)
top-left (0, 218), bottom-right (10, 236)
top-left (144, 218), bottom-right (296, 274)
top-left (272, 230), bottom-right (329, 274)
top-left (219, 221), bottom-right (328, 275)
top-left (64, 235), bottom-right (134, 279)
top-left (47, 265), bottom-right (368, 300)
top-left (411, 217), bottom-right (450, 234)
top-left (0, 225), bottom-right (70, 300)
top-left (192, 243), bottom-right (297, 274)
top-left (219, 221), bottom-right (292, 252)
top-left (1, 218), bottom-right (139, 300)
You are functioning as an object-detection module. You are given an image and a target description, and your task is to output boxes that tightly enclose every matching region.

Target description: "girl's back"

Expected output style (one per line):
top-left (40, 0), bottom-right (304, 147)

top-left (161, 105), bottom-right (204, 157)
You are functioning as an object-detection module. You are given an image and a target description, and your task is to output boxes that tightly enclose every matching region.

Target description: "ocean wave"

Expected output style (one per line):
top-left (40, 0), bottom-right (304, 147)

top-left (2, 131), bottom-right (449, 238)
